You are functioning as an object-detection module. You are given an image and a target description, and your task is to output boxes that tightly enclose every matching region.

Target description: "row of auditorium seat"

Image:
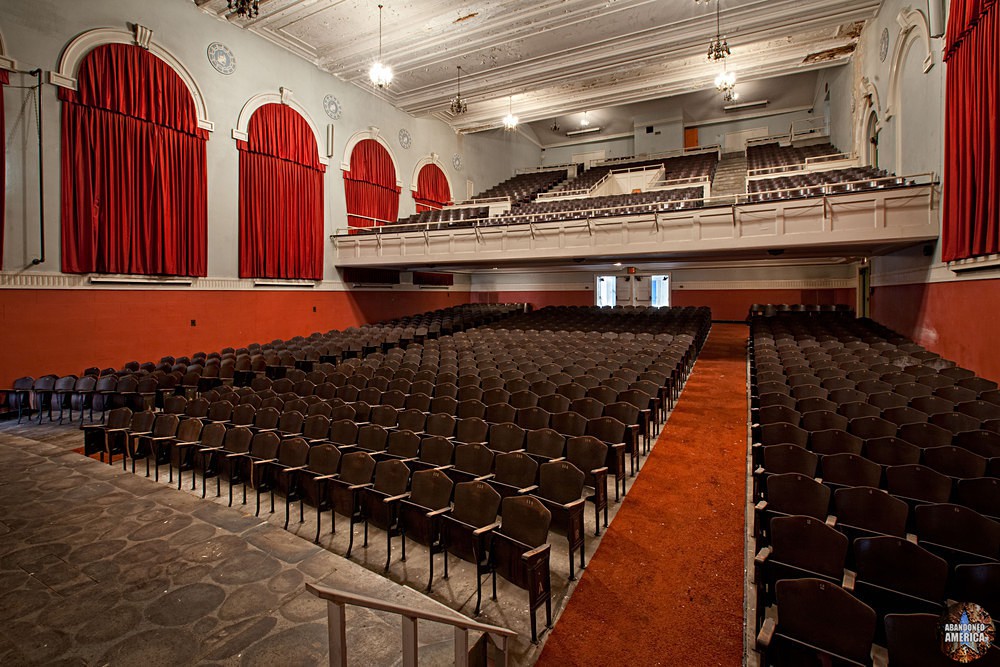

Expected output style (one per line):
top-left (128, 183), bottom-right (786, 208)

top-left (746, 142), bottom-right (841, 174)
top-left (495, 187), bottom-right (704, 225)
top-left (749, 310), bottom-right (1000, 665)
top-left (471, 169), bottom-right (568, 205)
top-left (746, 166), bottom-right (910, 202)
top-left (551, 153), bottom-right (718, 194)
top-left (70, 305), bottom-right (709, 640)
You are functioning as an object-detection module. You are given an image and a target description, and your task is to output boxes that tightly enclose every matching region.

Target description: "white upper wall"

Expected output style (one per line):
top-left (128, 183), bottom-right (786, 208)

top-left (0, 0), bottom-right (540, 282)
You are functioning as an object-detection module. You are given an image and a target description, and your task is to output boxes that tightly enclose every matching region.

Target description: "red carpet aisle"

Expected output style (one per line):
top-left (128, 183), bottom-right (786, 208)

top-left (537, 324), bottom-right (748, 666)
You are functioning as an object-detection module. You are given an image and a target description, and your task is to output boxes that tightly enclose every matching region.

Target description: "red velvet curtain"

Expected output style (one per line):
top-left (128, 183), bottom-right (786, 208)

top-left (343, 139), bottom-right (399, 228)
top-left (238, 103), bottom-right (324, 280)
top-left (60, 44), bottom-right (208, 276)
top-left (942, 0), bottom-right (999, 261)
top-left (413, 163), bottom-right (452, 213)
top-left (0, 69), bottom-right (7, 271)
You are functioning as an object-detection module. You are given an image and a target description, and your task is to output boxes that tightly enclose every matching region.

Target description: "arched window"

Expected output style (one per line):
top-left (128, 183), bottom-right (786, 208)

top-left (238, 103), bottom-right (324, 280)
top-left (343, 139), bottom-right (399, 229)
top-left (60, 44), bottom-right (208, 276)
top-left (413, 163), bottom-right (452, 212)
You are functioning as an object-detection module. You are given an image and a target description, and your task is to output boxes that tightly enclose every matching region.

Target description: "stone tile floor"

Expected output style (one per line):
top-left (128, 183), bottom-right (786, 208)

top-left (0, 412), bottom-right (669, 666)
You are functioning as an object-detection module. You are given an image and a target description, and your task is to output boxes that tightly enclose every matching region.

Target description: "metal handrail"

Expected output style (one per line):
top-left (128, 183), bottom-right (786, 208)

top-left (453, 195), bottom-right (512, 206)
top-left (595, 144), bottom-right (721, 166)
top-left (516, 163), bottom-right (576, 174)
top-left (331, 173), bottom-right (935, 239)
top-left (306, 583), bottom-right (516, 667)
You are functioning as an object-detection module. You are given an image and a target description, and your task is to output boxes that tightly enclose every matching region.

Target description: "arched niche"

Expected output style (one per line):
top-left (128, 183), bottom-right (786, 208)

top-left (409, 153), bottom-right (453, 198)
top-left (50, 24), bottom-right (213, 132)
top-left (342, 126), bottom-right (403, 188)
top-left (233, 88), bottom-right (329, 165)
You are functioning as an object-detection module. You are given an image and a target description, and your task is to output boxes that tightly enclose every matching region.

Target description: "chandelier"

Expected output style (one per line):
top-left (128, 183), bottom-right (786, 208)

top-left (227, 0), bottom-right (259, 18)
top-left (502, 96), bottom-right (518, 130)
top-left (707, 0), bottom-right (730, 62)
top-left (715, 69), bottom-right (739, 102)
top-left (449, 66), bottom-right (468, 115)
top-left (369, 4), bottom-right (393, 89)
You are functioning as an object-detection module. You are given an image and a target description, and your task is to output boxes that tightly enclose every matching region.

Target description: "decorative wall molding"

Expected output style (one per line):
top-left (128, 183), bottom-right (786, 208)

top-left (872, 261), bottom-right (1000, 288)
top-left (0, 27), bottom-right (18, 71)
top-left (51, 25), bottom-right (214, 132)
top-left (341, 127), bottom-right (404, 187)
top-left (672, 279), bottom-right (856, 291)
top-left (0, 271), bottom-right (472, 293)
top-left (408, 154), bottom-right (453, 199)
top-left (884, 7), bottom-right (934, 121)
top-left (232, 88), bottom-right (330, 165)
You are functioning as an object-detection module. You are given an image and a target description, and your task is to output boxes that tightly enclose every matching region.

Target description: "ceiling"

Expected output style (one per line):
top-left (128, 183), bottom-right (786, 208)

top-left (195, 0), bottom-right (880, 134)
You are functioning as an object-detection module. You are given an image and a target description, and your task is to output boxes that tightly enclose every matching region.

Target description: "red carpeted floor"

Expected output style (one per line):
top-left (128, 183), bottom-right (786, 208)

top-left (537, 323), bottom-right (749, 667)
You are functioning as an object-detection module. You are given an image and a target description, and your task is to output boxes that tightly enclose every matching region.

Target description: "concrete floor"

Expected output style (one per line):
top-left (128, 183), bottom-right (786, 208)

top-left (0, 406), bottom-right (673, 666)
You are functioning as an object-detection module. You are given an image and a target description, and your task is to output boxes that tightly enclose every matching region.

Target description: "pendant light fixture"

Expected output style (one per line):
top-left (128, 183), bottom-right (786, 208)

top-left (502, 95), bottom-right (518, 130)
top-left (369, 4), bottom-right (393, 89)
top-left (449, 66), bottom-right (468, 115)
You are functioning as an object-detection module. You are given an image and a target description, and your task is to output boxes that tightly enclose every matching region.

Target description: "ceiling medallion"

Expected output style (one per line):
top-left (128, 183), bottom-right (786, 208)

top-left (323, 95), bottom-right (342, 120)
top-left (227, 0), bottom-right (259, 18)
top-left (879, 28), bottom-right (890, 62)
top-left (452, 153), bottom-right (463, 171)
top-left (398, 128), bottom-right (412, 149)
top-left (207, 42), bottom-right (236, 75)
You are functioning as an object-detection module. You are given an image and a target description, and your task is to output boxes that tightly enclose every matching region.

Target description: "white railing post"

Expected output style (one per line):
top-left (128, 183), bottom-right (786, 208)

top-left (454, 627), bottom-right (470, 667)
top-left (327, 600), bottom-right (348, 667)
top-left (401, 615), bottom-right (418, 667)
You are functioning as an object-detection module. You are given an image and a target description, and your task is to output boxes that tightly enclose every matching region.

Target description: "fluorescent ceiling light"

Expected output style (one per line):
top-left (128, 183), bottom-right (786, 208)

top-left (566, 126), bottom-right (602, 136)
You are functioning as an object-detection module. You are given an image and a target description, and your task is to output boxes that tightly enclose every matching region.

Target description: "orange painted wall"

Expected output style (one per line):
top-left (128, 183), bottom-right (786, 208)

top-left (871, 279), bottom-right (1000, 383)
top-left (471, 290), bottom-right (594, 310)
top-left (671, 288), bottom-right (857, 321)
top-left (0, 289), bottom-right (472, 387)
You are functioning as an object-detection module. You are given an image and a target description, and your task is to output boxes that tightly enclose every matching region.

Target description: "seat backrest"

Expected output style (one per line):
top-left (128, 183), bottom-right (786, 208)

top-left (175, 417), bottom-right (204, 443)
top-left (774, 578), bottom-right (876, 664)
top-left (279, 437), bottom-right (310, 467)
top-left (387, 429), bottom-right (421, 458)
top-left (761, 444), bottom-right (818, 476)
top-left (915, 503), bottom-right (1000, 557)
top-left (834, 486), bottom-right (908, 536)
top-left (489, 422), bottom-right (526, 453)
top-left (863, 436), bottom-right (921, 466)
top-left (854, 536), bottom-right (948, 601)
top-left (418, 436), bottom-right (454, 466)
top-left (254, 407), bottom-right (280, 429)
top-left (499, 495), bottom-right (551, 547)
top-left (493, 452), bottom-right (538, 488)
top-left (374, 459), bottom-right (411, 495)
top-left (249, 431), bottom-right (281, 459)
top-left (223, 426), bottom-right (253, 454)
top-left (307, 443), bottom-right (342, 475)
top-left (550, 411), bottom-right (587, 437)
top-left (339, 451), bottom-right (377, 486)
top-left (765, 473), bottom-right (831, 519)
top-left (152, 413), bottom-right (180, 437)
top-left (357, 424), bottom-right (389, 451)
top-left (525, 428), bottom-right (566, 459)
top-left (106, 407), bottom-right (133, 429)
top-left (409, 469), bottom-right (453, 510)
top-left (952, 564), bottom-right (1000, 618)
top-left (821, 453), bottom-right (882, 488)
top-left (538, 460), bottom-right (585, 505)
top-left (451, 480), bottom-right (501, 528)
top-left (454, 443), bottom-right (494, 476)
top-left (586, 416), bottom-right (626, 443)
top-left (955, 477), bottom-right (1000, 519)
top-left (770, 515), bottom-right (848, 578)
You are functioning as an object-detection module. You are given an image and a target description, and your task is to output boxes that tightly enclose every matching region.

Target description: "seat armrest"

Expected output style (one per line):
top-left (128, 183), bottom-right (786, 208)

top-left (825, 515), bottom-right (837, 527)
top-left (427, 506), bottom-right (451, 518)
top-left (518, 484), bottom-right (539, 494)
top-left (591, 466), bottom-right (609, 476)
top-left (383, 492), bottom-right (411, 504)
top-left (754, 546), bottom-right (772, 566)
top-left (521, 543), bottom-right (551, 561)
top-left (348, 482), bottom-right (374, 491)
top-left (563, 498), bottom-right (586, 511)
top-left (755, 500), bottom-right (767, 511)
top-left (278, 465), bottom-right (308, 474)
top-left (312, 474), bottom-right (339, 481)
top-left (842, 569), bottom-right (857, 592)
top-left (756, 617), bottom-right (777, 649)
top-left (473, 521), bottom-right (501, 536)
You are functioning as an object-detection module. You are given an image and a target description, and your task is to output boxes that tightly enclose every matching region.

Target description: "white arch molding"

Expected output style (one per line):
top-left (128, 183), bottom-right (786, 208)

top-left (854, 77), bottom-right (883, 159)
top-left (884, 7), bottom-right (935, 121)
top-left (50, 24), bottom-right (213, 132)
top-left (409, 153), bottom-right (454, 201)
top-left (341, 127), bottom-right (403, 188)
top-left (0, 27), bottom-right (18, 71)
top-left (232, 88), bottom-right (330, 166)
